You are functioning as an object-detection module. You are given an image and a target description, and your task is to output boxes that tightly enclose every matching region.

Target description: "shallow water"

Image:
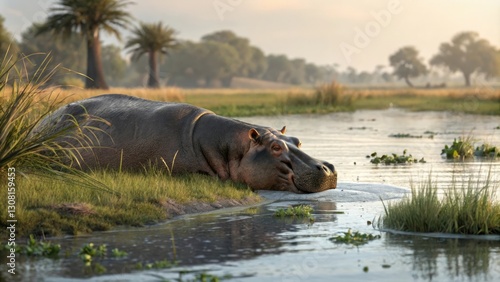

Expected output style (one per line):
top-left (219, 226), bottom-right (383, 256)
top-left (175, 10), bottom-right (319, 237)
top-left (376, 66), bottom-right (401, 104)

top-left (243, 108), bottom-right (500, 192)
top-left (3, 109), bottom-right (500, 281)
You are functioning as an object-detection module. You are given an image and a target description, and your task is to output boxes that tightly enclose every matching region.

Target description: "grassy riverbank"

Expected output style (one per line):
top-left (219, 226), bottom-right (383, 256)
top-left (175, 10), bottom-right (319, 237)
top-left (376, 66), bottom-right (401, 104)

top-left (0, 171), bottom-right (259, 238)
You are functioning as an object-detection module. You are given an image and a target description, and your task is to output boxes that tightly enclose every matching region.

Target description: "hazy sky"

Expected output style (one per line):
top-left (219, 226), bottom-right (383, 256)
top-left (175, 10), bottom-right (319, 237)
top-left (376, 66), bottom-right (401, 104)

top-left (1, 0), bottom-right (499, 72)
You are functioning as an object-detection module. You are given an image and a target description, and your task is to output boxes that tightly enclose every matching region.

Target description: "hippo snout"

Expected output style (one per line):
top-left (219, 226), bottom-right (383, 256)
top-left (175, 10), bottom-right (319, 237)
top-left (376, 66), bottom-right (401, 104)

top-left (320, 161), bottom-right (337, 190)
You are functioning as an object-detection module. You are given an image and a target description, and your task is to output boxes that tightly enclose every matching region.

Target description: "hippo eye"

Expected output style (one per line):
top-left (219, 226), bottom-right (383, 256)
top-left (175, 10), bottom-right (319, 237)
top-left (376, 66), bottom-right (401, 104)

top-left (272, 144), bottom-right (282, 152)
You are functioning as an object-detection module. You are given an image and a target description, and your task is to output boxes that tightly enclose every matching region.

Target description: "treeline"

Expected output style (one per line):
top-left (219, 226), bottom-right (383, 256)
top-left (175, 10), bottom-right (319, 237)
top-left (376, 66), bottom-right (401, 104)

top-left (1, 6), bottom-right (499, 89)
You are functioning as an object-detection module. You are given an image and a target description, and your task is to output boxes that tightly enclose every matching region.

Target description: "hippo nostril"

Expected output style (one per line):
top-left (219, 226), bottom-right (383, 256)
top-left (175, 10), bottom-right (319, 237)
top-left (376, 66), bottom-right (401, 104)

top-left (324, 162), bottom-right (335, 173)
top-left (317, 164), bottom-right (331, 174)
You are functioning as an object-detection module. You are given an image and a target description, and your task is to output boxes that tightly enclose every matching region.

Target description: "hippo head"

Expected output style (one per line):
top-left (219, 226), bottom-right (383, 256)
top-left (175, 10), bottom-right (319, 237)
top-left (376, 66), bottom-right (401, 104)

top-left (238, 126), bottom-right (337, 193)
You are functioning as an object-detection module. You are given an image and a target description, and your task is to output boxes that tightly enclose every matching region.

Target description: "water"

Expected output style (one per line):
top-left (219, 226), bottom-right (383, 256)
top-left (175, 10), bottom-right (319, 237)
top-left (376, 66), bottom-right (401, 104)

top-left (243, 108), bottom-right (500, 191)
top-left (3, 109), bottom-right (500, 281)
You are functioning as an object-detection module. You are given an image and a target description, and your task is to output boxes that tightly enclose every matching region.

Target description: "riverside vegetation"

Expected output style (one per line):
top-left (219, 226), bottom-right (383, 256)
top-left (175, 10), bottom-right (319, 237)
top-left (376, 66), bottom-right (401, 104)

top-left (1, 52), bottom-right (499, 238)
top-left (380, 171), bottom-right (500, 235)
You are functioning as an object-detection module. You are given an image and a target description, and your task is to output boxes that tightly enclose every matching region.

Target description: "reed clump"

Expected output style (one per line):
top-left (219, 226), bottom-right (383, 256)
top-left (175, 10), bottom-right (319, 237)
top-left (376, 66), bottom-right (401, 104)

top-left (380, 171), bottom-right (500, 235)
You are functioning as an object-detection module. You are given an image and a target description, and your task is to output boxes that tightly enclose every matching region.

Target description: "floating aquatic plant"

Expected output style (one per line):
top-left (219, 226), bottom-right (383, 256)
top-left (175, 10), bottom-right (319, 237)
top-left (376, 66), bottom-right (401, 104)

top-left (6, 234), bottom-right (61, 257)
top-left (330, 229), bottom-right (381, 246)
top-left (274, 205), bottom-right (314, 219)
top-left (442, 137), bottom-right (499, 159)
top-left (368, 150), bottom-right (426, 165)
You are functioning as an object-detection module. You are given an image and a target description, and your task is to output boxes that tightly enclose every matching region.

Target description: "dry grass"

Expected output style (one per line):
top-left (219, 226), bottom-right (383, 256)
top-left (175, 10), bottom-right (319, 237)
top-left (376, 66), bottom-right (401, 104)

top-left (346, 87), bottom-right (499, 99)
top-left (2, 85), bottom-right (497, 104)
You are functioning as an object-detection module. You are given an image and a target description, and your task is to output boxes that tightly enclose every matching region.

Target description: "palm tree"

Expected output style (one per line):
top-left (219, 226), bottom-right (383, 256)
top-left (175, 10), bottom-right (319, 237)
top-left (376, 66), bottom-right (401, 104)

top-left (125, 22), bottom-right (177, 88)
top-left (36, 0), bottom-right (133, 89)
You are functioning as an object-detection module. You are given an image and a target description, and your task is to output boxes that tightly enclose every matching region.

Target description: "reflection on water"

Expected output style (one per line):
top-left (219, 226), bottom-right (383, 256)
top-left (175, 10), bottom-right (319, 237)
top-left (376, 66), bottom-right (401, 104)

top-left (2, 110), bottom-right (500, 281)
top-left (385, 234), bottom-right (500, 281)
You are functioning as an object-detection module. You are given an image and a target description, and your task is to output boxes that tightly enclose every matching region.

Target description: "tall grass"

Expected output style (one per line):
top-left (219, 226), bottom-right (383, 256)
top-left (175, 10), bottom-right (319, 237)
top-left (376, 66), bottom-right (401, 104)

top-left (380, 170), bottom-right (500, 235)
top-left (314, 81), bottom-right (352, 106)
top-left (0, 51), bottom-right (109, 191)
top-left (283, 81), bottom-right (354, 108)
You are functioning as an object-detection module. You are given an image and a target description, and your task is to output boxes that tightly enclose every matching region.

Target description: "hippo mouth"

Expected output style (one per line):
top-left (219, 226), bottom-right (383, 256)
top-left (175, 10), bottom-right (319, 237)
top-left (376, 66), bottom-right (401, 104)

top-left (289, 168), bottom-right (337, 194)
top-left (290, 175), bottom-right (312, 194)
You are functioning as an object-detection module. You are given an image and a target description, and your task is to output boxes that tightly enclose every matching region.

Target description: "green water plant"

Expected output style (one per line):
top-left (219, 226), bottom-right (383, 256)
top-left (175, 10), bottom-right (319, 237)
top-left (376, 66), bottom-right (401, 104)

top-left (79, 243), bottom-right (107, 263)
top-left (389, 133), bottom-right (422, 138)
top-left (379, 171), bottom-right (500, 235)
top-left (441, 137), bottom-right (475, 159)
top-left (368, 150), bottom-right (426, 165)
top-left (474, 143), bottom-right (500, 158)
top-left (274, 205), bottom-right (314, 219)
top-left (111, 248), bottom-right (128, 258)
top-left (330, 229), bottom-right (381, 246)
top-left (442, 137), bottom-right (500, 159)
top-left (6, 234), bottom-right (61, 257)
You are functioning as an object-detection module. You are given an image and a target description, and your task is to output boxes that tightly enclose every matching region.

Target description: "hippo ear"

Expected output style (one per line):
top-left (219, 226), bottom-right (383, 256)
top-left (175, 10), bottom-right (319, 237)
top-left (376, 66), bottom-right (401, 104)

top-left (280, 126), bottom-right (286, 134)
top-left (248, 128), bottom-right (260, 142)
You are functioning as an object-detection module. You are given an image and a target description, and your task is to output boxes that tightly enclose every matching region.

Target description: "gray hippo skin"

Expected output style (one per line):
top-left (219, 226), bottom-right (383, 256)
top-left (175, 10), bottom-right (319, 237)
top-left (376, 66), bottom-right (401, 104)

top-left (38, 94), bottom-right (337, 193)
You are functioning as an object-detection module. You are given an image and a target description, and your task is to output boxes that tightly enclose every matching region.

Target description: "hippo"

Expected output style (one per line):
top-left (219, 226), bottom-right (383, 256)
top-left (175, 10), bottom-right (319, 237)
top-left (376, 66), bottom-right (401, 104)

top-left (37, 94), bottom-right (337, 193)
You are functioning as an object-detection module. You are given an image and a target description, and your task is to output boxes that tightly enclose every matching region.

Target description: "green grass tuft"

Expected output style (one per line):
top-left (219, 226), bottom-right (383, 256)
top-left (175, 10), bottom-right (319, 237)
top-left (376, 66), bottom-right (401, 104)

top-left (274, 205), bottom-right (314, 219)
top-left (380, 171), bottom-right (500, 235)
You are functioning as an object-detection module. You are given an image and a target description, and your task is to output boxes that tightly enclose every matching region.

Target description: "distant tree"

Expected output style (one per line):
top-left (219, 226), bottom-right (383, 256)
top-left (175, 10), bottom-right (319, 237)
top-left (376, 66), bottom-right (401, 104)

top-left (101, 44), bottom-right (127, 86)
top-left (36, 0), bottom-right (133, 89)
top-left (381, 72), bottom-right (393, 83)
top-left (358, 71), bottom-right (373, 84)
top-left (0, 15), bottom-right (17, 56)
top-left (305, 63), bottom-right (320, 85)
top-left (389, 46), bottom-right (427, 87)
top-left (346, 67), bottom-right (358, 84)
top-left (125, 22), bottom-right (177, 88)
top-left (289, 58), bottom-right (306, 85)
top-left (162, 41), bottom-right (198, 87)
top-left (197, 41), bottom-right (240, 87)
top-left (263, 54), bottom-right (292, 83)
top-left (202, 30), bottom-right (267, 84)
top-left (430, 31), bottom-right (500, 86)
top-left (247, 46), bottom-right (267, 79)
top-left (164, 40), bottom-right (240, 87)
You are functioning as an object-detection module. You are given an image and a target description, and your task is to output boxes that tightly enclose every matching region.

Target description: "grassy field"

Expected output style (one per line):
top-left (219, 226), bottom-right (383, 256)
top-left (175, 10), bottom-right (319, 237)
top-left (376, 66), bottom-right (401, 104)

top-left (7, 86), bottom-right (496, 116)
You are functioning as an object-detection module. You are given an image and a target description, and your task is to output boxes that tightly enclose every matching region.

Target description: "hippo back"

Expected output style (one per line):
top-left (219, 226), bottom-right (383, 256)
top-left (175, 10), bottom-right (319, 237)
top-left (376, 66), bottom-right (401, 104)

top-left (39, 94), bottom-right (213, 170)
